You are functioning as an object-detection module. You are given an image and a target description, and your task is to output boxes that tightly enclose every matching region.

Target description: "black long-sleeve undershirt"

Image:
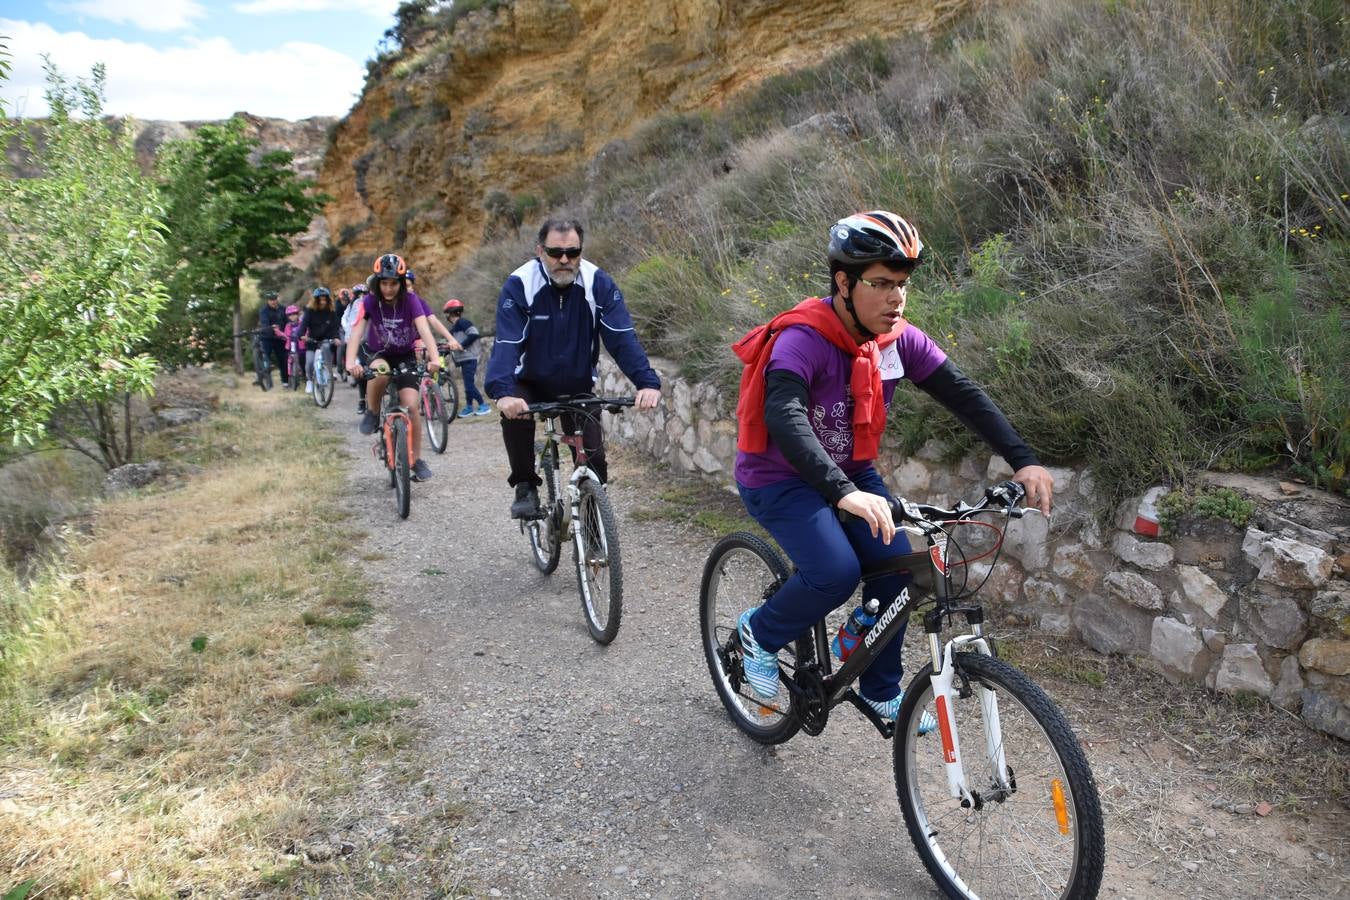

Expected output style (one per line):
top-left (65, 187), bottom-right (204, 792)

top-left (762, 360), bottom-right (1040, 504)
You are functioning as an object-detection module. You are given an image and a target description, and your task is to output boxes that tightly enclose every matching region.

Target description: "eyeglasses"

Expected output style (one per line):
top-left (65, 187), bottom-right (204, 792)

top-left (543, 246), bottom-right (582, 260)
top-left (857, 276), bottom-right (909, 294)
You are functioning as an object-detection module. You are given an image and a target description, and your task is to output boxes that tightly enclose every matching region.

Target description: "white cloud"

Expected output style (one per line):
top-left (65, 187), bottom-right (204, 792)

top-left (233, 0), bottom-right (397, 15)
top-left (57, 0), bottom-right (207, 32)
top-left (1, 19), bottom-right (364, 120)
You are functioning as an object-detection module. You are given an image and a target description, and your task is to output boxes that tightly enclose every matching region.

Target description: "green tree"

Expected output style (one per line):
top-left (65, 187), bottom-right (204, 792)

top-left (156, 117), bottom-right (328, 371)
top-left (0, 60), bottom-right (166, 457)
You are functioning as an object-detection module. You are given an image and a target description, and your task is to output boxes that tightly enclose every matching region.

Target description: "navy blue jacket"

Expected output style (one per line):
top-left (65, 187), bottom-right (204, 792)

top-left (485, 258), bottom-right (661, 398)
top-left (258, 303), bottom-right (288, 342)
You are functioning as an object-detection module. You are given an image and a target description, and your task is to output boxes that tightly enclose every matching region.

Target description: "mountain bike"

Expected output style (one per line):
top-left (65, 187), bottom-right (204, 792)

top-left (417, 343), bottom-right (457, 454)
top-left (286, 342), bottom-right (304, 392)
top-left (309, 338), bottom-right (338, 409)
top-left (235, 330), bottom-right (272, 391)
top-left (699, 481), bottom-right (1105, 899)
top-left (520, 396), bottom-right (633, 644)
top-left (368, 358), bottom-right (422, 520)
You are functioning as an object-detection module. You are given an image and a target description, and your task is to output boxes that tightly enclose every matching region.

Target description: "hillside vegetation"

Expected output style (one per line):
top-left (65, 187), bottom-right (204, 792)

top-left (446, 0), bottom-right (1347, 500)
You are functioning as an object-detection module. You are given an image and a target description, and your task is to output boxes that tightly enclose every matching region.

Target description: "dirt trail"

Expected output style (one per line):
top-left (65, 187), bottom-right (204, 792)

top-left (319, 393), bottom-right (1349, 899)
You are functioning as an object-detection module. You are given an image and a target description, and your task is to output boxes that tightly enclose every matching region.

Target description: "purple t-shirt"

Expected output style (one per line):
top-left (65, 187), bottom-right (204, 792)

top-left (734, 301), bottom-right (947, 488)
top-left (361, 291), bottom-right (427, 354)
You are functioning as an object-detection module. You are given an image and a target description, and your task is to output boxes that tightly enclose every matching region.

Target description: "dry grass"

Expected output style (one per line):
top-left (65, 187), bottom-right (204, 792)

top-left (0, 379), bottom-right (455, 898)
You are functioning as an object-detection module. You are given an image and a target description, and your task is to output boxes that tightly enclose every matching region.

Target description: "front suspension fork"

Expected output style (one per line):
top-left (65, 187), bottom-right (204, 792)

top-left (926, 628), bottom-right (1010, 807)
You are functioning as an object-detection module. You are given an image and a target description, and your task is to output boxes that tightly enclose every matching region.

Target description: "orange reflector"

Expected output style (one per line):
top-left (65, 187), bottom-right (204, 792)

top-left (758, 704), bottom-right (774, 716)
top-left (1051, 778), bottom-right (1070, 835)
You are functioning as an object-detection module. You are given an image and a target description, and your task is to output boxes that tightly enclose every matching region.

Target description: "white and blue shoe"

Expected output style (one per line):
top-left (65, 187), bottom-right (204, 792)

top-left (863, 690), bottom-right (938, 735)
top-left (737, 608), bottom-right (781, 701)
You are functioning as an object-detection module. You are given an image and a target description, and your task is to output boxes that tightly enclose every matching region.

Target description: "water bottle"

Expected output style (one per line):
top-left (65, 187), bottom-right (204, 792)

top-left (831, 598), bottom-right (881, 661)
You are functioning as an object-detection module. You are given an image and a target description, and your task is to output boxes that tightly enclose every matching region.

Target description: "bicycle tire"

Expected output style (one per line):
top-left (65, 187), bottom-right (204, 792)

top-left (253, 341), bottom-right (271, 391)
top-left (424, 379), bottom-right (449, 454)
top-left (442, 372), bottom-right (460, 423)
top-left (313, 358), bottom-right (334, 408)
top-left (527, 445), bottom-right (562, 574)
top-left (392, 417), bottom-right (411, 519)
top-left (574, 479), bottom-right (622, 644)
top-left (289, 352), bottom-right (302, 391)
top-left (699, 532), bottom-right (809, 745)
top-left (894, 651), bottom-right (1105, 900)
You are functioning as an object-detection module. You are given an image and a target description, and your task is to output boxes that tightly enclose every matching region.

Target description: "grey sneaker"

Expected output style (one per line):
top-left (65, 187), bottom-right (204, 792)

top-left (862, 690), bottom-right (938, 735)
top-left (358, 411), bottom-right (379, 435)
top-left (510, 483), bottom-right (540, 519)
top-left (411, 458), bottom-right (433, 482)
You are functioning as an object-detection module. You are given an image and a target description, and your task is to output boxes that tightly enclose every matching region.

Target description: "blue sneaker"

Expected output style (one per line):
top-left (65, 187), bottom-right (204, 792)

top-left (459, 405), bottom-right (474, 417)
top-left (862, 690), bottom-right (938, 735)
top-left (737, 609), bottom-right (780, 700)
top-left (475, 402), bottom-right (492, 416)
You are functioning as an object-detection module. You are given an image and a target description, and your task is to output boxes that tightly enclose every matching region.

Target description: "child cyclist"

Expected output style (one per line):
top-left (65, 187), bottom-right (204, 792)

top-left (298, 287), bottom-right (340, 394)
top-left (345, 253), bottom-right (444, 482)
top-left (732, 211), bottom-right (1054, 725)
top-left (442, 298), bottom-right (490, 415)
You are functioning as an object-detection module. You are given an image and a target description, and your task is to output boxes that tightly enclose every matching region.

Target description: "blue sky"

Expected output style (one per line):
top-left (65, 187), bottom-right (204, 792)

top-left (1, 0), bottom-right (404, 120)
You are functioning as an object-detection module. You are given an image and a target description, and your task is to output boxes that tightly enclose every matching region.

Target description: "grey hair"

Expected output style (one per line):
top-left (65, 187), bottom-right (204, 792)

top-left (537, 216), bottom-right (585, 246)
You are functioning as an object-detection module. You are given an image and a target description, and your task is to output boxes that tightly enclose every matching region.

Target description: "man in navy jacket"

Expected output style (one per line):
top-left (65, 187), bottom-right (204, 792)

top-left (486, 216), bottom-right (662, 518)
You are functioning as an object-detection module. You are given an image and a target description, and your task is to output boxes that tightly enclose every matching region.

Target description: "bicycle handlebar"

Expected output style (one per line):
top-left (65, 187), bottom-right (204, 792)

top-left (523, 396), bottom-right (636, 418)
top-left (839, 480), bottom-right (1030, 531)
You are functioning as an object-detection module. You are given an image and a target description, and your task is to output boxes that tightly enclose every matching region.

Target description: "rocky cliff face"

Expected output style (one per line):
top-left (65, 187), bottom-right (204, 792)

top-left (316, 0), bottom-right (967, 291)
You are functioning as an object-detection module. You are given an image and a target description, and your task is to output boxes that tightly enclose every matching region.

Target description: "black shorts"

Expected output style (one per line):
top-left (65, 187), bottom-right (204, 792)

top-left (369, 350), bottom-right (420, 390)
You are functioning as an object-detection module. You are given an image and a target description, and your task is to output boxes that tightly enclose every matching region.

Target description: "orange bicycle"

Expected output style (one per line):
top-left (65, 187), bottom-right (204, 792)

top-left (368, 358), bottom-right (420, 519)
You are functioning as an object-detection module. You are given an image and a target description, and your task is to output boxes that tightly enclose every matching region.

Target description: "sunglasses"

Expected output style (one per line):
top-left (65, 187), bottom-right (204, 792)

top-left (542, 246), bottom-right (582, 260)
top-left (857, 275), bottom-right (910, 294)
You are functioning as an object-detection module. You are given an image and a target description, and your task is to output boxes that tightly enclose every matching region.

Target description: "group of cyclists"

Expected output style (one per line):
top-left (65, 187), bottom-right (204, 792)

top-left (254, 210), bottom-right (1052, 728)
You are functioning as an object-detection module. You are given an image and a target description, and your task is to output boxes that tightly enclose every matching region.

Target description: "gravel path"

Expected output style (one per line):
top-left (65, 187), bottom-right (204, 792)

top-left (319, 389), bottom-right (1348, 899)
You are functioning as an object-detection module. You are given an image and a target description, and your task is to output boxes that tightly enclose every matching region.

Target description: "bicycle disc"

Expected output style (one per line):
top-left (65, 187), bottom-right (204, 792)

top-left (698, 532), bottom-right (809, 744)
top-left (894, 652), bottom-right (1105, 900)
top-left (574, 480), bottom-right (622, 644)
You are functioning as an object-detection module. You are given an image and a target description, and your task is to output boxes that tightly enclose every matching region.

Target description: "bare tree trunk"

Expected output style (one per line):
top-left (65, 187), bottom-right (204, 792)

top-left (123, 391), bottom-right (134, 465)
top-left (232, 276), bottom-right (245, 375)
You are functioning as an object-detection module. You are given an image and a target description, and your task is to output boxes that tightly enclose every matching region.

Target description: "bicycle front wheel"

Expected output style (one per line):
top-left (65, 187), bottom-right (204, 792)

top-left (894, 652), bottom-right (1105, 900)
top-left (392, 417), bottom-right (411, 519)
top-left (423, 380), bottom-right (449, 454)
top-left (313, 359), bottom-right (334, 408)
top-left (252, 342), bottom-right (272, 391)
top-left (574, 479), bottom-right (622, 644)
top-left (527, 446), bottom-right (562, 574)
top-left (699, 532), bottom-right (809, 745)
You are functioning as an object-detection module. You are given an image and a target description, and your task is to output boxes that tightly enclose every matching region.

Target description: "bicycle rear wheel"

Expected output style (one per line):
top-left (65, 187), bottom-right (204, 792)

top-left (574, 479), bottom-right (622, 644)
top-left (526, 445), bottom-right (562, 573)
top-left (442, 372), bottom-right (460, 423)
top-left (253, 341), bottom-right (272, 391)
top-left (699, 532), bottom-right (809, 744)
top-left (392, 417), bottom-right (411, 519)
top-left (894, 652), bottom-right (1105, 900)
top-left (423, 380), bottom-right (449, 454)
top-left (313, 358), bottom-right (334, 408)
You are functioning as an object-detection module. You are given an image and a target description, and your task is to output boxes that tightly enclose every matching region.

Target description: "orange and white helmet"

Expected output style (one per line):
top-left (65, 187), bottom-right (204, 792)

top-left (828, 211), bottom-right (924, 269)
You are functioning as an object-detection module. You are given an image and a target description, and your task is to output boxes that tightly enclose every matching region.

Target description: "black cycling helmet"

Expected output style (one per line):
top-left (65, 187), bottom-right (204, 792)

top-left (262, 290), bottom-right (278, 300)
top-left (312, 286), bottom-right (331, 299)
top-left (829, 211), bottom-right (924, 341)
top-left (828, 211), bottom-right (924, 269)
top-left (373, 253), bottom-right (407, 281)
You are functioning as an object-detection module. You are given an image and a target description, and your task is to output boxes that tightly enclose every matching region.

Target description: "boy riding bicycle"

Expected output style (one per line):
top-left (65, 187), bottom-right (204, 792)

top-left (733, 210), bottom-right (1054, 723)
top-left (345, 253), bottom-right (445, 482)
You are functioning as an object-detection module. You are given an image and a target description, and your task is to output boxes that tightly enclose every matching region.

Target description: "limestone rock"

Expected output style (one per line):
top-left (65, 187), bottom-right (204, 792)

top-left (105, 461), bottom-right (165, 493)
top-left (1002, 506), bottom-right (1051, 570)
top-left (1249, 534), bottom-right (1333, 590)
top-left (1241, 590), bottom-right (1307, 650)
top-left (893, 459), bottom-right (931, 497)
top-left (1024, 576), bottom-right (1071, 609)
top-left (1214, 644), bottom-right (1273, 698)
top-left (1072, 594), bottom-right (1153, 656)
top-left (1112, 532), bottom-right (1175, 571)
top-left (691, 446), bottom-right (723, 475)
top-left (1202, 628), bottom-right (1227, 654)
top-left (1175, 565), bottom-right (1230, 624)
top-left (1052, 543), bottom-right (1100, 590)
top-left (1271, 655), bottom-right (1304, 712)
top-left (1040, 612), bottom-right (1074, 636)
top-left (1309, 588), bottom-right (1350, 637)
top-left (155, 407), bottom-right (208, 428)
top-left (1298, 638), bottom-right (1350, 676)
top-left (1103, 570), bottom-right (1164, 612)
top-left (1300, 690), bottom-right (1350, 741)
top-left (985, 455), bottom-right (1015, 481)
top-left (1150, 617), bottom-right (1213, 683)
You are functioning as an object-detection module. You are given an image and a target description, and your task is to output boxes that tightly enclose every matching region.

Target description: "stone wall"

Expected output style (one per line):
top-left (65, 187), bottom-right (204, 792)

top-left (597, 357), bottom-right (1350, 741)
